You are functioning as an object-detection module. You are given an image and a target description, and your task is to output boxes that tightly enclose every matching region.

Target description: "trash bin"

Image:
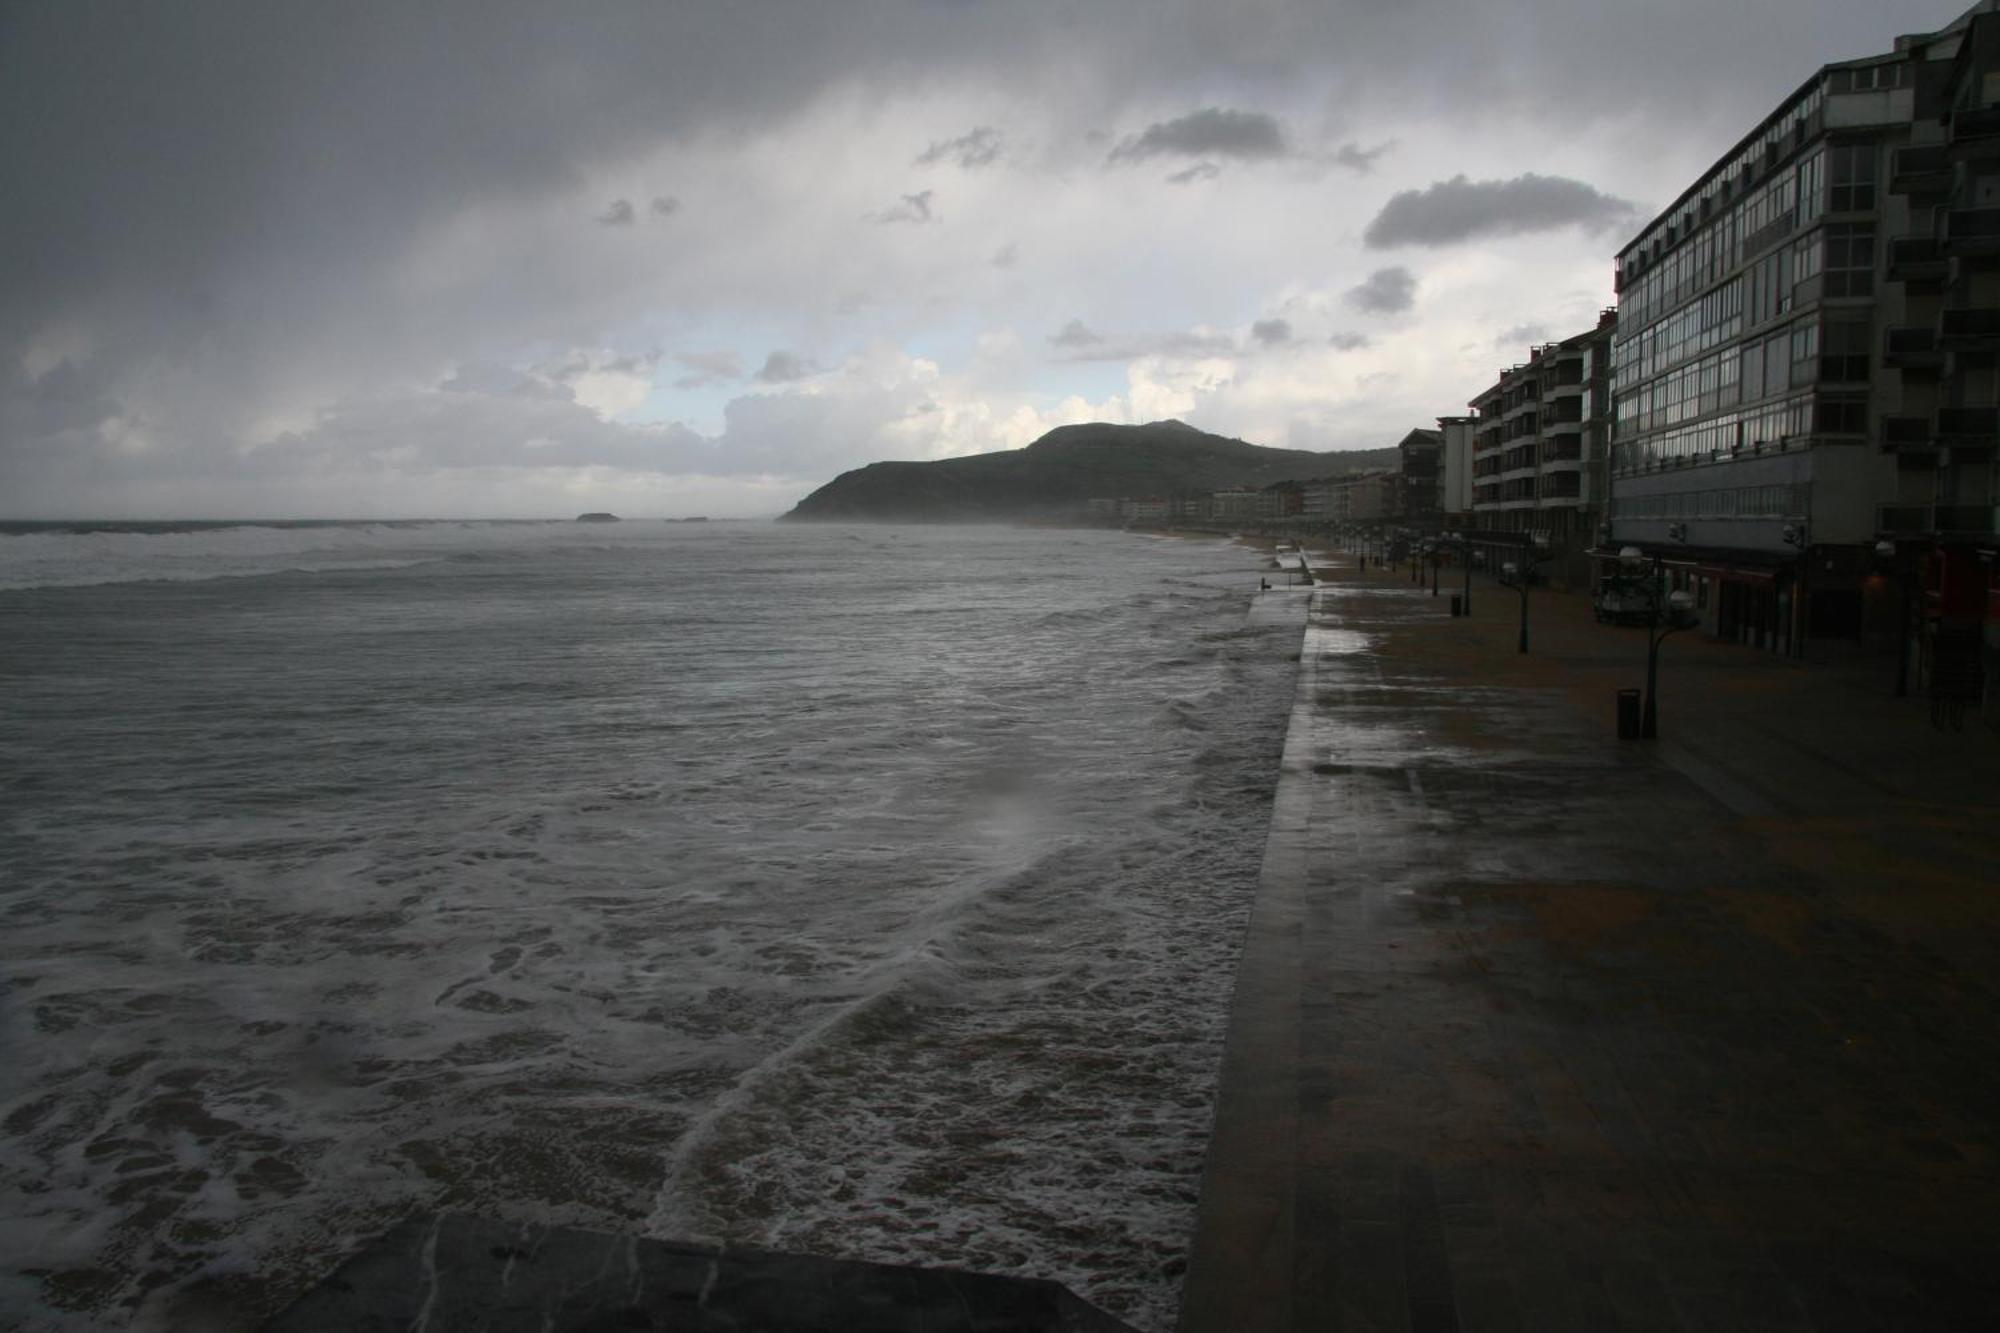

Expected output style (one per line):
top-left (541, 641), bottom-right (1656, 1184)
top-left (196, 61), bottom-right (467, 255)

top-left (1616, 688), bottom-right (1642, 740)
top-left (1449, 594), bottom-right (1463, 618)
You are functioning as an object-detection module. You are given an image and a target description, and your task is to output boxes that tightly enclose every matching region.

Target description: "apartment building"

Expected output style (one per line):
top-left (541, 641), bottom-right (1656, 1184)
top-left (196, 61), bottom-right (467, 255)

top-left (1883, 7), bottom-right (2000, 697)
top-left (1395, 428), bottom-right (1444, 527)
top-left (1608, 3), bottom-right (2000, 660)
top-left (1468, 312), bottom-right (1616, 584)
top-left (1437, 416), bottom-right (1477, 527)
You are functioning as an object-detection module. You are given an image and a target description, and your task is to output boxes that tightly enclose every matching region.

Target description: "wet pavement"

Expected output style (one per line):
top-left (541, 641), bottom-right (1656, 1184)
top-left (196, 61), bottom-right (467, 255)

top-left (1180, 557), bottom-right (2000, 1333)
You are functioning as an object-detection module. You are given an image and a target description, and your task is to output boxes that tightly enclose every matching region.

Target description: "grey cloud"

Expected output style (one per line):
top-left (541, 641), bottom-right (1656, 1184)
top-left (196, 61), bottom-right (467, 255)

top-left (1049, 319), bottom-right (1104, 348)
top-left (916, 126), bottom-right (1002, 169)
top-left (1048, 325), bottom-right (1236, 362)
top-left (1346, 267), bottom-right (1417, 314)
top-left (1327, 331), bottom-right (1372, 351)
top-left (1363, 173), bottom-right (1640, 248)
top-left (1165, 162), bottom-right (1220, 185)
top-left (3, 359), bottom-right (123, 437)
top-left (1494, 323), bottom-right (1548, 348)
top-left (1334, 140), bottom-right (1394, 173)
top-left (1158, 331), bottom-right (1236, 359)
top-left (991, 242), bottom-right (1019, 269)
top-left (1251, 318), bottom-right (1292, 346)
top-left (1109, 107), bottom-right (1287, 163)
top-left (650, 195), bottom-right (681, 217)
top-left (671, 349), bottom-right (742, 388)
top-left (871, 189), bottom-right (936, 224)
top-left (442, 361), bottom-right (572, 399)
top-left (753, 350), bottom-right (819, 383)
top-left (598, 198), bottom-right (636, 225)
top-left (0, 0), bottom-right (1911, 517)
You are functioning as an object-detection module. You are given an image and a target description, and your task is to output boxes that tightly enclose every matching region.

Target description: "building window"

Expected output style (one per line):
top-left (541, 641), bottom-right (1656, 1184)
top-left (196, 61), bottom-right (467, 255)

top-left (1814, 398), bottom-right (1867, 435)
top-left (1818, 320), bottom-right (1870, 383)
top-left (1828, 144), bottom-right (1877, 213)
top-left (1823, 223), bottom-right (1875, 298)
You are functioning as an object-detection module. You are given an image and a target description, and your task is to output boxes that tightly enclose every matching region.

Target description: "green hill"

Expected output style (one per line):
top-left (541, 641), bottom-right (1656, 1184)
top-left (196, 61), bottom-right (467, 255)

top-left (780, 420), bottom-right (1397, 523)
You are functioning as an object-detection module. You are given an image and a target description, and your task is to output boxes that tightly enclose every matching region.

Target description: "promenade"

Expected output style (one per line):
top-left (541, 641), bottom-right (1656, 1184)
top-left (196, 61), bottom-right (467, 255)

top-left (1181, 555), bottom-right (2000, 1332)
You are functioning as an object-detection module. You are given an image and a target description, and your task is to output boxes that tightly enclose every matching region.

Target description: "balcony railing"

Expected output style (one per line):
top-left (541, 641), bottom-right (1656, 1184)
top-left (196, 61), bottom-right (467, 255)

top-left (1941, 208), bottom-right (2000, 252)
top-left (1878, 503), bottom-right (2000, 535)
top-left (1936, 407), bottom-right (2000, 439)
top-left (1884, 326), bottom-right (1943, 368)
top-left (1888, 236), bottom-right (1947, 283)
top-left (1889, 143), bottom-right (1950, 194)
top-left (1882, 416), bottom-right (1932, 451)
top-left (1949, 105), bottom-right (2000, 144)
top-left (1939, 307), bottom-right (2000, 346)
top-left (1741, 212), bottom-right (1795, 259)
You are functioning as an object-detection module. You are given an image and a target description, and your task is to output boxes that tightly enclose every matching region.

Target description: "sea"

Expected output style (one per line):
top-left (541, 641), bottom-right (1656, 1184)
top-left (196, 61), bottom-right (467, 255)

top-left (0, 518), bottom-right (1299, 1332)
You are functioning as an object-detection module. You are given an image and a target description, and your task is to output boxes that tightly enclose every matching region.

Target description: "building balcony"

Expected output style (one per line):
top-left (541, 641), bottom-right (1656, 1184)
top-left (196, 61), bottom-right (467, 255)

top-left (1878, 503), bottom-right (1999, 535)
top-left (1947, 105), bottom-right (2000, 155)
top-left (1939, 307), bottom-right (2000, 348)
top-left (1881, 415), bottom-right (1933, 453)
top-left (1884, 325), bottom-right (1943, 369)
top-left (1887, 236), bottom-right (1948, 284)
top-left (1940, 208), bottom-right (2000, 254)
top-left (1889, 143), bottom-right (1950, 195)
top-left (1936, 406), bottom-right (2000, 441)
top-left (1741, 212), bottom-right (1796, 259)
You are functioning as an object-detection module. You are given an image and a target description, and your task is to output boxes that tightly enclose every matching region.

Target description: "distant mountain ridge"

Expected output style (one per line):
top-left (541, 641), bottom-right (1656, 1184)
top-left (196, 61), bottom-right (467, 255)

top-left (781, 420), bottom-right (1397, 523)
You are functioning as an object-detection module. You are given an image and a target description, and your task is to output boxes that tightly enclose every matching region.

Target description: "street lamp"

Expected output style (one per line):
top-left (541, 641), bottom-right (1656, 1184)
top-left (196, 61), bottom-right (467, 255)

top-left (1782, 521), bottom-right (1809, 659)
top-left (1428, 541), bottom-right (1441, 596)
top-left (1511, 533), bottom-right (1552, 654)
top-left (1621, 545), bottom-right (1698, 739)
top-left (1875, 539), bottom-right (1913, 698)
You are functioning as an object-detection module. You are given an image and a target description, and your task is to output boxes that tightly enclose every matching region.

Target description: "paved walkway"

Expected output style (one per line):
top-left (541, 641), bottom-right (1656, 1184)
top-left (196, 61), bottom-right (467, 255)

top-left (1181, 557), bottom-right (2000, 1333)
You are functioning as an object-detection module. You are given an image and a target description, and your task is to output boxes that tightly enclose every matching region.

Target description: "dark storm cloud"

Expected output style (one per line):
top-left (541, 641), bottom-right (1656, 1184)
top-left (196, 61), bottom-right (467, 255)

top-left (0, 0), bottom-right (1922, 515)
top-left (1327, 331), bottom-right (1371, 351)
top-left (871, 190), bottom-right (937, 224)
top-left (1346, 267), bottom-right (1417, 314)
top-left (1363, 173), bottom-right (1640, 248)
top-left (754, 350), bottom-right (819, 383)
top-left (1164, 162), bottom-right (1221, 185)
top-left (916, 126), bottom-right (1003, 168)
top-left (1251, 318), bottom-right (1292, 346)
top-left (1109, 108), bottom-right (1288, 163)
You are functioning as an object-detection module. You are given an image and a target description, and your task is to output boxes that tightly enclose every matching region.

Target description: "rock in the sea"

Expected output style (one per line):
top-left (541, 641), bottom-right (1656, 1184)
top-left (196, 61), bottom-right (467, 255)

top-left (575, 512), bottom-right (621, 523)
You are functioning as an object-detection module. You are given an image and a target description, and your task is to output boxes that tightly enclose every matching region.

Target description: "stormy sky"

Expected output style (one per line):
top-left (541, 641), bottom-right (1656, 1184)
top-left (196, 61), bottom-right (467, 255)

top-left (0, 0), bottom-right (1953, 518)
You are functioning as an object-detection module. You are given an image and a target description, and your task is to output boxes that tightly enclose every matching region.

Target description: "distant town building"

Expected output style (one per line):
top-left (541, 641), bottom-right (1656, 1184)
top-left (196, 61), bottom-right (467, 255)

top-left (1396, 428), bottom-right (1444, 528)
top-left (1469, 311), bottom-right (1617, 584)
top-left (1437, 416), bottom-right (1477, 527)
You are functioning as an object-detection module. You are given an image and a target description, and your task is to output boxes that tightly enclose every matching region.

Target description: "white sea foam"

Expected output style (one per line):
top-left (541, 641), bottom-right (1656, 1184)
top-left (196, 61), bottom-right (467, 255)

top-left (0, 523), bottom-right (1296, 1332)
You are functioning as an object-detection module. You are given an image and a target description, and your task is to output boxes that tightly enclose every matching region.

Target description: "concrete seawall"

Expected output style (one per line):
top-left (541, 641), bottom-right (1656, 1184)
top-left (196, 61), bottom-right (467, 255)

top-left (1180, 556), bottom-right (2000, 1332)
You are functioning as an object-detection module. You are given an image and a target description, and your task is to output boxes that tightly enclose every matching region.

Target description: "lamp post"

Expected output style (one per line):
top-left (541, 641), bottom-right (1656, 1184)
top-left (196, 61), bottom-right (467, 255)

top-left (1429, 541), bottom-right (1441, 596)
top-left (1622, 545), bottom-right (1697, 739)
top-left (1782, 521), bottom-right (1809, 659)
top-left (1513, 533), bottom-right (1552, 654)
top-left (1875, 539), bottom-right (1914, 698)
